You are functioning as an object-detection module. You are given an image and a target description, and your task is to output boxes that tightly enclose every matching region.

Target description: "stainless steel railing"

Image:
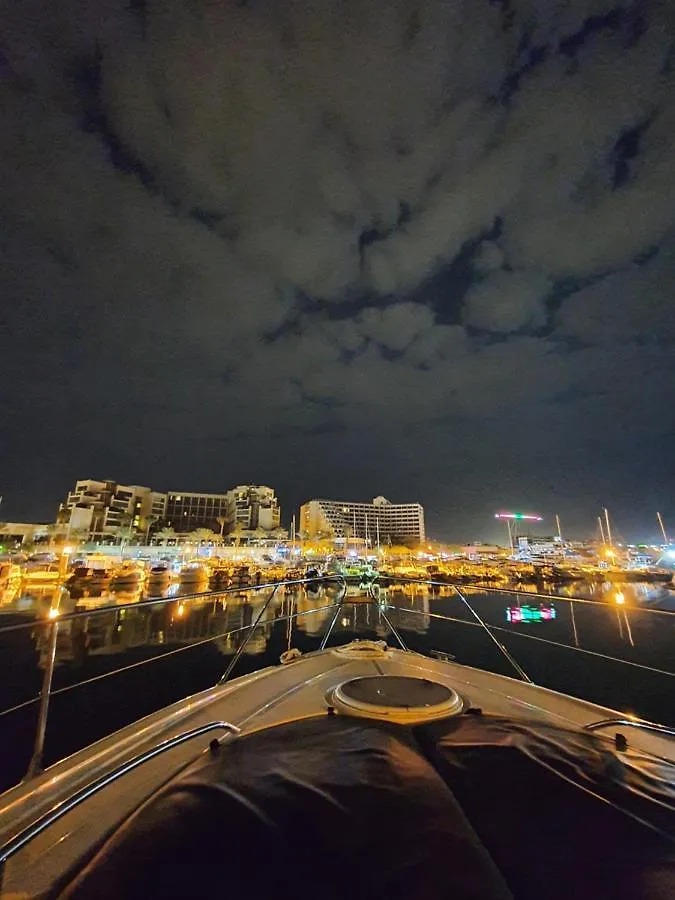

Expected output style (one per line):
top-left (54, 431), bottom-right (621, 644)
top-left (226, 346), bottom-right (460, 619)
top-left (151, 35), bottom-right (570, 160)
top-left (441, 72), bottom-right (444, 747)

top-left (1, 573), bottom-right (673, 872)
top-left (2, 572), bottom-right (674, 786)
top-left (380, 576), bottom-right (675, 684)
top-left (0, 575), bottom-right (337, 634)
top-left (1, 722), bottom-right (240, 865)
top-left (583, 718), bottom-right (675, 737)
top-left (0, 574), bottom-right (346, 780)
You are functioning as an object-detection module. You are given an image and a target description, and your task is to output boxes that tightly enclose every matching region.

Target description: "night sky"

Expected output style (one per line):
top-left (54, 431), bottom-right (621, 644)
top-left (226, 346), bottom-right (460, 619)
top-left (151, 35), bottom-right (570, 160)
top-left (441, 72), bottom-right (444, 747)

top-left (1, 0), bottom-right (674, 542)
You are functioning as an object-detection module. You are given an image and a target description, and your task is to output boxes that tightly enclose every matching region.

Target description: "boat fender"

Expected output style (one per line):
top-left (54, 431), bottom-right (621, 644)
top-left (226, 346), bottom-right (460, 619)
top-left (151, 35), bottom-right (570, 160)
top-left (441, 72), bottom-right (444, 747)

top-left (280, 648), bottom-right (302, 665)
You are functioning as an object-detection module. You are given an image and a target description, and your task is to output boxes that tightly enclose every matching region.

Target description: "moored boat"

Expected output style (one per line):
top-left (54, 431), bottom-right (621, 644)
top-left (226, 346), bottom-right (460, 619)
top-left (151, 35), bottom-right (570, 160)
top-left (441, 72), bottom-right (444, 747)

top-left (67, 557), bottom-right (113, 587)
top-left (110, 562), bottom-right (146, 588)
top-left (0, 562), bottom-right (22, 592)
top-left (22, 556), bottom-right (61, 584)
top-left (147, 563), bottom-right (172, 585)
top-left (179, 561), bottom-right (210, 584)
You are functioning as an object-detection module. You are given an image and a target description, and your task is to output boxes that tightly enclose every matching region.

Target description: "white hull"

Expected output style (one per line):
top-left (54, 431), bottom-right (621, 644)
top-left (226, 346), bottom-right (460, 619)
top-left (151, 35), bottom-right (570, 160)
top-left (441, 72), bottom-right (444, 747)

top-left (147, 571), bottom-right (171, 583)
top-left (180, 573), bottom-right (209, 583)
top-left (22, 571), bottom-right (60, 583)
top-left (110, 575), bottom-right (142, 587)
top-left (1, 639), bottom-right (673, 897)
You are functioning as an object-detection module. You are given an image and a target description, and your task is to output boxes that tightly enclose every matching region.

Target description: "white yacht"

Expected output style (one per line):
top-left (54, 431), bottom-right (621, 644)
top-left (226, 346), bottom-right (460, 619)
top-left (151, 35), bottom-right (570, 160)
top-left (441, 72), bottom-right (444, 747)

top-left (178, 560), bottom-right (211, 583)
top-left (0, 575), bottom-right (672, 899)
top-left (22, 554), bottom-right (62, 584)
top-left (109, 561), bottom-right (146, 588)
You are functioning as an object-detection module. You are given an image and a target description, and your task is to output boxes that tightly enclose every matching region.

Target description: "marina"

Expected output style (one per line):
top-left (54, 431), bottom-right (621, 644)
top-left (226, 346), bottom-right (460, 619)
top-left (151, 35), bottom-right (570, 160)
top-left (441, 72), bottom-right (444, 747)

top-left (2, 507), bottom-right (675, 894)
top-left (4, 0), bottom-right (675, 892)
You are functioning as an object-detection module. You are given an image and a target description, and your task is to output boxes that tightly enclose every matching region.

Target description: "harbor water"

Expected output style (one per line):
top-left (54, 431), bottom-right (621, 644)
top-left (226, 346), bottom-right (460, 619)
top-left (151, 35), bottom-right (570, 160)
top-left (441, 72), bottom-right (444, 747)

top-left (0, 577), bottom-right (674, 793)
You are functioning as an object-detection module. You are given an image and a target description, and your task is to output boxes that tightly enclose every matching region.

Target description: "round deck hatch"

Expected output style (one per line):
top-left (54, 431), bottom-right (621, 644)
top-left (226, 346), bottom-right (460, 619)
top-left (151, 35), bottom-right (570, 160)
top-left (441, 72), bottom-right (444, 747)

top-left (330, 675), bottom-right (462, 723)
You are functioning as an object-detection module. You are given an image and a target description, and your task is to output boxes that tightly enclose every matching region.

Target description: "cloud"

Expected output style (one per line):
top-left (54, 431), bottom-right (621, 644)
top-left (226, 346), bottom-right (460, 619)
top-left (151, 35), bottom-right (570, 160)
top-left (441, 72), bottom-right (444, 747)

top-left (1, 0), bottom-right (675, 536)
top-left (355, 303), bottom-right (434, 352)
top-left (462, 270), bottom-right (551, 333)
top-left (556, 230), bottom-right (675, 343)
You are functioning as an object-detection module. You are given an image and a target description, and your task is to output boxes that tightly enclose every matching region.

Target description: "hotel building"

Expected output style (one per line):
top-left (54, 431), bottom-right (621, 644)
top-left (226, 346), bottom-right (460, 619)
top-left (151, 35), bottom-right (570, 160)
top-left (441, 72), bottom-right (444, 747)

top-left (300, 496), bottom-right (425, 544)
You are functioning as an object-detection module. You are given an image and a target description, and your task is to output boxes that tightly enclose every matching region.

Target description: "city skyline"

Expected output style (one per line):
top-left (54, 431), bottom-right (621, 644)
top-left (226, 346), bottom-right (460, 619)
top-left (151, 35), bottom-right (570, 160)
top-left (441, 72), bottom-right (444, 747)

top-left (0, 473), bottom-right (671, 546)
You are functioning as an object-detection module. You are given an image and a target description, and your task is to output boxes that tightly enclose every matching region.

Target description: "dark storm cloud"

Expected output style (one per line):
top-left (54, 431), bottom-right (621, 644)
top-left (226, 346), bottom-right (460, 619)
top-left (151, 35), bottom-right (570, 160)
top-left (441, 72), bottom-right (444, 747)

top-left (1, 0), bottom-right (674, 537)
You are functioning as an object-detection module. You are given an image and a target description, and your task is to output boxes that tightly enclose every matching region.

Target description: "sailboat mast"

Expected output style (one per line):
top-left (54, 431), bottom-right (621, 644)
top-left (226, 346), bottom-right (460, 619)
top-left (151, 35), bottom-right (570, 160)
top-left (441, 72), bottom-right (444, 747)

top-left (603, 508), bottom-right (613, 547)
top-left (506, 519), bottom-right (514, 553)
top-left (597, 516), bottom-right (606, 545)
top-left (657, 511), bottom-right (669, 545)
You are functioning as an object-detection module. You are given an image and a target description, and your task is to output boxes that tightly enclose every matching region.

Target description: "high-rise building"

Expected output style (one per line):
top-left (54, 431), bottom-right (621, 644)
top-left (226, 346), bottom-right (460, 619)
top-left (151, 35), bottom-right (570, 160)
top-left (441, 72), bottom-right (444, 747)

top-left (299, 496), bottom-right (425, 544)
top-left (227, 485), bottom-right (281, 532)
top-left (165, 486), bottom-right (281, 534)
top-left (58, 479), bottom-right (283, 540)
top-left (165, 492), bottom-right (231, 533)
top-left (58, 480), bottom-right (167, 540)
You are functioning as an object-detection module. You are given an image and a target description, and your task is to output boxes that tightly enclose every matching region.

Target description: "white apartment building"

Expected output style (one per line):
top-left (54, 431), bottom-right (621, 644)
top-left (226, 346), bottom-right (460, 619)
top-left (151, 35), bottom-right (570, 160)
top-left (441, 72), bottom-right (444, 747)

top-left (228, 485), bottom-right (281, 532)
top-left (58, 480), bottom-right (167, 540)
top-left (300, 496), bottom-right (425, 544)
top-left (58, 479), bottom-right (282, 540)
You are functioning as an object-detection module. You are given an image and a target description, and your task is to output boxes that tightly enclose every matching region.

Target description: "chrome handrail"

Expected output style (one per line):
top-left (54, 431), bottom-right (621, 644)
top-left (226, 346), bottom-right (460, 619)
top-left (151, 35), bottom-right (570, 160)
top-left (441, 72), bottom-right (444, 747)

top-left (381, 601), bottom-right (675, 681)
top-left (5, 572), bottom-right (674, 789)
top-left (450, 584), bottom-right (532, 683)
top-left (318, 577), bottom-right (348, 649)
top-left (25, 619), bottom-right (58, 778)
top-left (583, 718), bottom-right (675, 738)
top-left (218, 583), bottom-right (281, 683)
top-left (367, 583), bottom-right (407, 650)
top-left (0, 721), bottom-right (240, 865)
top-left (382, 576), bottom-right (675, 615)
top-left (15, 575), bottom-right (344, 780)
top-left (2, 575), bottom-right (674, 865)
top-left (0, 599), bottom-right (347, 723)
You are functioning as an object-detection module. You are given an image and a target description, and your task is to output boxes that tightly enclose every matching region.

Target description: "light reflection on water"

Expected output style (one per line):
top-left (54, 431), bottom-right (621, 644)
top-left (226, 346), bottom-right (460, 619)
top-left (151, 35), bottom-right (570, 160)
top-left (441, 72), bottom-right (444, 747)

top-left (1, 578), bottom-right (673, 671)
top-left (0, 577), bottom-right (673, 791)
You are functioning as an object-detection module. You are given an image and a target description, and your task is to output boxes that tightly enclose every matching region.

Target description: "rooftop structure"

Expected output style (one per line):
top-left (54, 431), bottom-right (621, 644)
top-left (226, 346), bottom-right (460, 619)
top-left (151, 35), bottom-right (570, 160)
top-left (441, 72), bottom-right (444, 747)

top-left (58, 480), bottom-right (166, 541)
